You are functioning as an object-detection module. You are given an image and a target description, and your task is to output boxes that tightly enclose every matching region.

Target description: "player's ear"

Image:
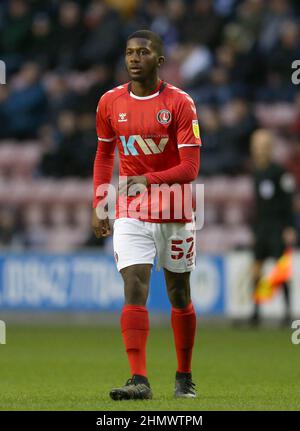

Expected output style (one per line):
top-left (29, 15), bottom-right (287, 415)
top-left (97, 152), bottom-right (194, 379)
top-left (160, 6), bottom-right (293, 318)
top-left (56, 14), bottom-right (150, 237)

top-left (157, 56), bottom-right (165, 67)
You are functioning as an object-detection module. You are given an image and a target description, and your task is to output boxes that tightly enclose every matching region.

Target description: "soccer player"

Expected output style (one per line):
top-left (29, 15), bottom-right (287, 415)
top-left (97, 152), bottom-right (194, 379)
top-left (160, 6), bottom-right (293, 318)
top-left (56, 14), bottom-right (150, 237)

top-left (92, 30), bottom-right (201, 400)
top-left (250, 129), bottom-right (297, 326)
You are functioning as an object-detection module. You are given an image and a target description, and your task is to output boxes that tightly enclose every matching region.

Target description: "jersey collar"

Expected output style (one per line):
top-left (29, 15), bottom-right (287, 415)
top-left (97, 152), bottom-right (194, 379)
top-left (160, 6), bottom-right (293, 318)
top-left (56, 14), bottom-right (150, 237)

top-left (128, 80), bottom-right (166, 100)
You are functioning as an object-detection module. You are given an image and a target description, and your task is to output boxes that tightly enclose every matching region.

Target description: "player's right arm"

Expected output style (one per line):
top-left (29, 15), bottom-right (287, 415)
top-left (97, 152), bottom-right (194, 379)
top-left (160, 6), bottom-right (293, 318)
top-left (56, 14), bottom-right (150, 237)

top-left (92, 94), bottom-right (116, 238)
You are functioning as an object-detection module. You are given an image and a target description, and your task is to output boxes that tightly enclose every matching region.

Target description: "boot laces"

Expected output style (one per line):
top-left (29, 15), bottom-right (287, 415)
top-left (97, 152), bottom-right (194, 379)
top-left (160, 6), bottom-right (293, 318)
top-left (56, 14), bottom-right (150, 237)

top-left (181, 377), bottom-right (196, 392)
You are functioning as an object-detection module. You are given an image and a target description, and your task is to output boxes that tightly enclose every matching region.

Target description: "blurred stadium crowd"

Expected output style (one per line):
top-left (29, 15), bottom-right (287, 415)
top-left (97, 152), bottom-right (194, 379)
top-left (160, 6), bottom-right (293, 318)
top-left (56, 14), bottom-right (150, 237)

top-left (0, 0), bottom-right (300, 252)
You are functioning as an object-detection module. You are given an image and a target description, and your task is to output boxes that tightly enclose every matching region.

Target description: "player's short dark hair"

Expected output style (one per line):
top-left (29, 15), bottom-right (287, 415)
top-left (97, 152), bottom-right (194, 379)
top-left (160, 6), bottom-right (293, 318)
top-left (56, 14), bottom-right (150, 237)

top-left (127, 30), bottom-right (164, 56)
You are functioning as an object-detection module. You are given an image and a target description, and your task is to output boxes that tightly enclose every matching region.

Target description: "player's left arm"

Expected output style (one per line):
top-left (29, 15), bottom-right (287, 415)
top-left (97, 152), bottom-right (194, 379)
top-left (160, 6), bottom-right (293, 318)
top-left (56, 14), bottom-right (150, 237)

top-left (125, 96), bottom-right (201, 189)
top-left (143, 146), bottom-right (200, 185)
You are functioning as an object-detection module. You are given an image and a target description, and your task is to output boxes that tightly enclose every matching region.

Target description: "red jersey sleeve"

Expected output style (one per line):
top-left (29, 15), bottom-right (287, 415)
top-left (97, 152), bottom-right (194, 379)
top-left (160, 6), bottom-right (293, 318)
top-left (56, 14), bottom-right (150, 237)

top-left (145, 146), bottom-right (200, 185)
top-left (93, 93), bottom-right (116, 209)
top-left (176, 95), bottom-right (202, 148)
top-left (96, 94), bottom-right (116, 142)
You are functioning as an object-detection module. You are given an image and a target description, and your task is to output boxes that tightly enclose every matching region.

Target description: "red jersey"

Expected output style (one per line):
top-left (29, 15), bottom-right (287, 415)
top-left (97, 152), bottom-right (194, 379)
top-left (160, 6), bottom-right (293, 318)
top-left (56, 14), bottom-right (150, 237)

top-left (95, 80), bottom-right (201, 222)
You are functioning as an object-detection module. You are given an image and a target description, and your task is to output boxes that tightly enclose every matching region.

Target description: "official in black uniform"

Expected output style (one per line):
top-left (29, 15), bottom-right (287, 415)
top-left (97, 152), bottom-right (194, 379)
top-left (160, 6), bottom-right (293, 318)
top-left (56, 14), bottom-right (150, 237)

top-left (250, 129), bottom-right (297, 325)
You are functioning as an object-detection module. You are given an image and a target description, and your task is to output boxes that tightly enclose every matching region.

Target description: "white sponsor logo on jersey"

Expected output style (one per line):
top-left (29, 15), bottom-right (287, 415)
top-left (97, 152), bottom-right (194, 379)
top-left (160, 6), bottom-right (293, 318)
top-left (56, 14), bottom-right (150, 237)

top-left (118, 113), bottom-right (127, 122)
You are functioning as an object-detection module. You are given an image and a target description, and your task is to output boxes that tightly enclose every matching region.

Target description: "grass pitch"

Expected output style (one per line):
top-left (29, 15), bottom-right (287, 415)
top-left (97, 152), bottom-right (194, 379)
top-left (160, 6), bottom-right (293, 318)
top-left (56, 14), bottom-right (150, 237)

top-left (0, 323), bottom-right (299, 410)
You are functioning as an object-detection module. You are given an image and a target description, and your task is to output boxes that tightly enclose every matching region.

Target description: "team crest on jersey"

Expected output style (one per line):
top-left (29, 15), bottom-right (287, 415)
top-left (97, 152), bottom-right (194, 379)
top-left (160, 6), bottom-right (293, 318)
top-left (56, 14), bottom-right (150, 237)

top-left (157, 109), bottom-right (171, 125)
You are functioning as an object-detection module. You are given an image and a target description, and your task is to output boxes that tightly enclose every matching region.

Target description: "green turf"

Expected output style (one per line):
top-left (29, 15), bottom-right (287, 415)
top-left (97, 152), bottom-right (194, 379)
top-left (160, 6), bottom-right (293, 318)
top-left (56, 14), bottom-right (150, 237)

top-left (0, 324), bottom-right (299, 410)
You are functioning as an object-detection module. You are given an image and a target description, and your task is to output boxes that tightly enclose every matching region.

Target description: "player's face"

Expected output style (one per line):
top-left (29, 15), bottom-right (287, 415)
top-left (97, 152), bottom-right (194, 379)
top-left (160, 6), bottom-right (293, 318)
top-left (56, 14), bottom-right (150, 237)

top-left (125, 38), bottom-right (163, 82)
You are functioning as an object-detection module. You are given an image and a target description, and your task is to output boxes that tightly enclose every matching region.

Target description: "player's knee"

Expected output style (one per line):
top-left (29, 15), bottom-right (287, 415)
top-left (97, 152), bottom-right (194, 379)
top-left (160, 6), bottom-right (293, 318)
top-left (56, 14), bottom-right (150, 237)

top-left (125, 286), bottom-right (147, 305)
top-left (166, 273), bottom-right (189, 291)
top-left (166, 278), bottom-right (190, 308)
top-left (169, 292), bottom-right (190, 308)
top-left (123, 271), bottom-right (149, 305)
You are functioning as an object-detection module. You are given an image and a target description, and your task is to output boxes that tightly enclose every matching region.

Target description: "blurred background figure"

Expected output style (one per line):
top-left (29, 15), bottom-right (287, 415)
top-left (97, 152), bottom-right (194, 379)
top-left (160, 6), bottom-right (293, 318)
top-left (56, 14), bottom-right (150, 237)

top-left (250, 129), bottom-right (297, 326)
top-left (0, 206), bottom-right (22, 249)
top-left (1, 62), bottom-right (47, 139)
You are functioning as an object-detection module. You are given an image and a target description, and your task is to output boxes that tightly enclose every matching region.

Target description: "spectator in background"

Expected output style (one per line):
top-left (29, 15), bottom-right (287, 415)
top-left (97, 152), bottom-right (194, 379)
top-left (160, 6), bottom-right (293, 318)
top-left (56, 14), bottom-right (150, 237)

top-left (144, 0), bottom-right (186, 52)
top-left (22, 204), bottom-right (49, 250)
top-left (266, 20), bottom-right (300, 83)
top-left (46, 74), bottom-right (80, 122)
top-left (220, 98), bottom-right (258, 162)
top-left (259, 0), bottom-right (294, 52)
top-left (199, 107), bottom-right (244, 175)
top-left (79, 65), bottom-right (115, 113)
top-left (40, 110), bottom-right (78, 177)
top-left (235, 0), bottom-right (265, 46)
top-left (194, 98), bottom-right (258, 175)
top-left (76, 112), bottom-right (97, 176)
top-left (189, 65), bottom-right (247, 106)
top-left (285, 138), bottom-right (300, 189)
top-left (214, 0), bottom-right (237, 18)
top-left (4, 62), bottom-right (47, 139)
top-left (0, 0), bottom-right (32, 71)
top-left (291, 92), bottom-right (300, 136)
top-left (164, 0), bottom-right (187, 47)
top-left (178, 42), bottom-right (212, 87)
top-left (40, 110), bottom-right (93, 178)
top-left (184, 0), bottom-right (223, 49)
top-left (142, 0), bottom-right (166, 29)
top-left (0, 86), bottom-right (10, 138)
top-left (295, 193), bottom-right (300, 248)
top-left (106, 0), bottom-right (139, 20)
top-left (53, 1), bottom-right (85, 70)
top-left (0, 207), bottom-right (22, 248)
top-left (79, 0), bottom-right (122, 68)
top-left (222, 24), bottom-right (264, 88)
top-left (291, 0), bottom-right (300, 15)
top-left (27, 12), bottom-right (55, 70)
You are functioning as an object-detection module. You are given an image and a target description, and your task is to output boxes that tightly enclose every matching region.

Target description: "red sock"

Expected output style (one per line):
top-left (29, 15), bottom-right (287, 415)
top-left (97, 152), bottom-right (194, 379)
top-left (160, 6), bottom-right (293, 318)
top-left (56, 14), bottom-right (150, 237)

top-left (171, 301), bottom-right (196, 373)
top-left (120, 304), bottom-right (149, 377)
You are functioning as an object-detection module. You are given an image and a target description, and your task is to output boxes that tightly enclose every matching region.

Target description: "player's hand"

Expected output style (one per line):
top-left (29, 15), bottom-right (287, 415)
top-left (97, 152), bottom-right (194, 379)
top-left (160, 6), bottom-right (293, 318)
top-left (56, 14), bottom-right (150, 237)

top-left (92, 208), bottom-right (111, 238)
top-left (282, 227), bottom-right (297, 247)
top-left (119, 175), bottom-right (148, 196)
